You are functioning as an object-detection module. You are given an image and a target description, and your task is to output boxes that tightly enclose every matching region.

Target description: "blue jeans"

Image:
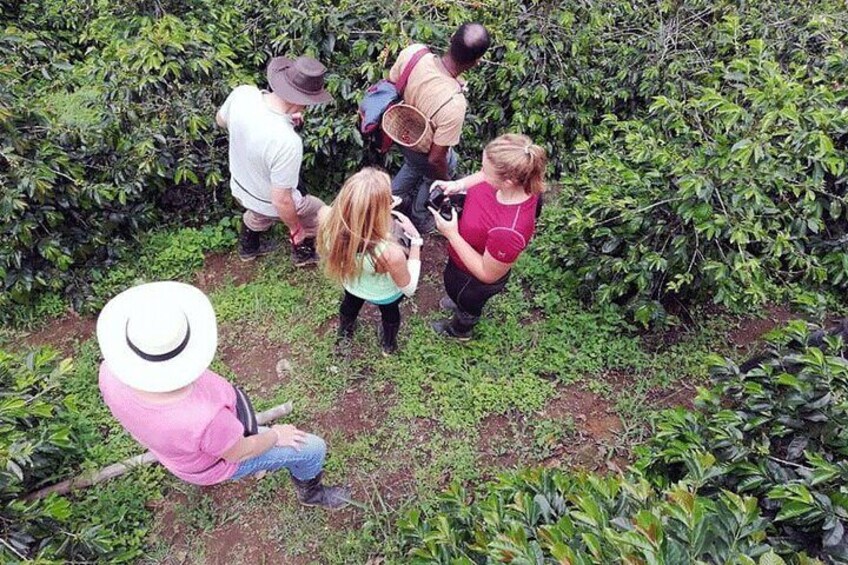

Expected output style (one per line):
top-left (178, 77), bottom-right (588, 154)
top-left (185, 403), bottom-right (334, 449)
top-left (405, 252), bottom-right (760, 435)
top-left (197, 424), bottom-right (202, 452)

top-left (391, 147), bottom-right (457, 231)
top-left (230, 433), bottom-right (326, 481)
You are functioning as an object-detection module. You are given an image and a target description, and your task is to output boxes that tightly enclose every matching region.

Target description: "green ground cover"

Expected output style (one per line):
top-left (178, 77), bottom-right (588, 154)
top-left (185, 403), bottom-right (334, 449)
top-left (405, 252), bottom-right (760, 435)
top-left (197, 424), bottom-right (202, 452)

top-left (1, 224), bottom-right (806, 563)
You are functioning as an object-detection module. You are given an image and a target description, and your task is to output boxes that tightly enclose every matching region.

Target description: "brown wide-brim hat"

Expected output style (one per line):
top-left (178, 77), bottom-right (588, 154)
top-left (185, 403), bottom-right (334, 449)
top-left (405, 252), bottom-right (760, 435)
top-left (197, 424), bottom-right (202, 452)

top-left (266, 56), bottom-right (334, 106)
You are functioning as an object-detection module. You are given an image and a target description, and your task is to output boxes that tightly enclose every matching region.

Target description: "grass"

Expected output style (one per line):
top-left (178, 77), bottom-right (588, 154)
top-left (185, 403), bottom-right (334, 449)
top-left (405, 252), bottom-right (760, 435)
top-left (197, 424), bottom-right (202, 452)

top-left (3, 222), bottom-right (814, 564)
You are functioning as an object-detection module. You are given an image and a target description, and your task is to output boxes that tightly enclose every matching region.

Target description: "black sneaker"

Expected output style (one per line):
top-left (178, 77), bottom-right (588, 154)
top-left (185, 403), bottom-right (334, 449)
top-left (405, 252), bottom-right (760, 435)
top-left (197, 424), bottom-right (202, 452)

top-left (431, 319), bottom-right (472, 342)
top-left (291, 240), bottom-right (318, 267)
top-left (238, 239), bottom-right (280, 262)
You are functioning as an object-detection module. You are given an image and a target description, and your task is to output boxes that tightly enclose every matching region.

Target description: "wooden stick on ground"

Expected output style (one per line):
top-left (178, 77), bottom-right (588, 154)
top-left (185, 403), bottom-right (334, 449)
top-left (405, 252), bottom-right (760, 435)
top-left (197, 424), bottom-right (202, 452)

top-left (25, 401), bottom-right (294, 501)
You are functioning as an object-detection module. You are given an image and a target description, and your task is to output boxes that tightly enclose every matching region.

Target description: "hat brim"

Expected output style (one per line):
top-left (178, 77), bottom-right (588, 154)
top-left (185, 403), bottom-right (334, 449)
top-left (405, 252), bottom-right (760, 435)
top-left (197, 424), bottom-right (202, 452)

top-left (266, 57), bottom-right (334, 106)
top-left (96, 282), bottom-right (217, 393)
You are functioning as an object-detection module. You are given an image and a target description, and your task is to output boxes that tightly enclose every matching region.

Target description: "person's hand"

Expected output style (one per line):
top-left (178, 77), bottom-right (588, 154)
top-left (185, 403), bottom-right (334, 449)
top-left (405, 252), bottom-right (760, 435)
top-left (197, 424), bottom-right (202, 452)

top-left (392, 211), bottom-right (420, 240)
top-left (429, 206), bottom-right (459, 238)
top-left (272, 424), bottom-right (308, 450)
top-left (290, 224), bottom-right (306, 246)
top-left (430, 179), bottom-right (464, 196)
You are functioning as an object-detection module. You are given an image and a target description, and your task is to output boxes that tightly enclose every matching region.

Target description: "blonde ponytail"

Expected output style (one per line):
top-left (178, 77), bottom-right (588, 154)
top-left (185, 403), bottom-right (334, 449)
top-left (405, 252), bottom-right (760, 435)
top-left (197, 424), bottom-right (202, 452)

top-left (483, 133), bottom-right (547, 195)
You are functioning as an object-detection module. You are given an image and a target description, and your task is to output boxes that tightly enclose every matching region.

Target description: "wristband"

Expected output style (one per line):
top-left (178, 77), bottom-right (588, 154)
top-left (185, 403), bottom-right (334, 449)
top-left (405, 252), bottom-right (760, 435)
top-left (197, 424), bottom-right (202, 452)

top-left (407, 236), bottom-right (424, 247)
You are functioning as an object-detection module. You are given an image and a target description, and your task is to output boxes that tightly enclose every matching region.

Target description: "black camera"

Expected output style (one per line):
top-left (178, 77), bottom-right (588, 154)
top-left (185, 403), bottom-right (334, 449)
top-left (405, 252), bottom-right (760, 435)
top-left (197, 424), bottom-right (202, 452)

top-left (428, 187), bottom-right (464, 221)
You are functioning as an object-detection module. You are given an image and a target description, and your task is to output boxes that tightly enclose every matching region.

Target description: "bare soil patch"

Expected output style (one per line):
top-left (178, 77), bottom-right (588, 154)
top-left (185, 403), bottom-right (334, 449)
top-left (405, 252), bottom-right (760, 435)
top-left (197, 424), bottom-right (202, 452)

top-left (195, 252), bottom-right (259, 293)
top-left (309, 382), bottom-right (393, 441)
top-left (415, 234), bottom-right (449, 315)
top-left (148, 479), bottom-right (301, 564)
top-left (478, 383), bottom-right (625, 473)
top-left (217, 324), bottom-right (292, 392)
top-left (729, 305), bottom-right (796, 349)
top-left (22, 312), bottom-right (95, 356)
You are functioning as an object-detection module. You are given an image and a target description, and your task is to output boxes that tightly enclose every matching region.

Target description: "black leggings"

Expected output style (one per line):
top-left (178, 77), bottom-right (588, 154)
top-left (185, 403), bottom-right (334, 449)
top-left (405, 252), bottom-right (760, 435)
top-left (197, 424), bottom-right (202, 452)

top-left (340, 290), bottom-right (403, 325)
top-left (444, 259), bottom-right (510, 318)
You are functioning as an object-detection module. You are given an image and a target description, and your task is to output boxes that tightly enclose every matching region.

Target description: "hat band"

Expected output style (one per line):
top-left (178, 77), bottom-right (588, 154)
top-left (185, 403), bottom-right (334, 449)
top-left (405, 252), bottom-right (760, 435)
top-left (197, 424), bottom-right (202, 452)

top-left (125, 319), bottom-right (192, 363)
top-left (284, 67), bottom-right (323, 95)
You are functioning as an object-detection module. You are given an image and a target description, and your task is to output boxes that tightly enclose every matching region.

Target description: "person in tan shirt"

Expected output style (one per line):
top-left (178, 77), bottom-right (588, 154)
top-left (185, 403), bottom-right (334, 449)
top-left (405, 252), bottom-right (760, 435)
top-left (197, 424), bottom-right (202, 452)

top-left (388, 23), bottom-right (490, 232)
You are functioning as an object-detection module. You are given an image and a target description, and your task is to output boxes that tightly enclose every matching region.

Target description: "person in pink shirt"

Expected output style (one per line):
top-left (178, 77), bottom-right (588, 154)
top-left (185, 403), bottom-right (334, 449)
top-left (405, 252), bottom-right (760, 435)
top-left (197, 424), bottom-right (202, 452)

top-left (96, 281), bottom-right (349, 509)
top-left (428, 133), bottom-right (547, 340)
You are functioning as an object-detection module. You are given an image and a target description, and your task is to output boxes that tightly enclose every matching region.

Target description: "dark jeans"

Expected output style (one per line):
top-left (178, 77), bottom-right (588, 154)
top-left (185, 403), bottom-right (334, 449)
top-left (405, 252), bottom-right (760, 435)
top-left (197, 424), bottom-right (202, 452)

top-left (391, 147), bottom-right (458, 232)
top-left (443, 259), bottom-right (510, 332)
top-left (340, 290), bottom-right (403, 325)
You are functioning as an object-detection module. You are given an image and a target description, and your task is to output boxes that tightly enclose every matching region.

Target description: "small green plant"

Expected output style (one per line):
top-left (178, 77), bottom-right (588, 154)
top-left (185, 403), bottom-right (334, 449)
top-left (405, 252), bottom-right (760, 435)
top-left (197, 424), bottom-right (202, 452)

top-left (532, 417), bottom-right (575, 459)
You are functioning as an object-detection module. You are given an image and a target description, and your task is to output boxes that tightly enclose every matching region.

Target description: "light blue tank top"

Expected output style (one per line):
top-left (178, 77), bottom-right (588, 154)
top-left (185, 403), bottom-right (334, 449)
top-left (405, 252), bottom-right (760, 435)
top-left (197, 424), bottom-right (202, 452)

top-left (343, 241), bottom-right (404, 305)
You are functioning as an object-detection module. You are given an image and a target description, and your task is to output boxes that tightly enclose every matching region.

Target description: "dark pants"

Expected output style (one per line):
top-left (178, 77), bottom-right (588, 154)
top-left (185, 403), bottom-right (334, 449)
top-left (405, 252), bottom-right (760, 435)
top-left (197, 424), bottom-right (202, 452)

top-left (340, 290), bottom-right (403, 325)
top-left (444, 259), bottom-right (510, 333)
top-left (391, 147), bottom-right (458, 232)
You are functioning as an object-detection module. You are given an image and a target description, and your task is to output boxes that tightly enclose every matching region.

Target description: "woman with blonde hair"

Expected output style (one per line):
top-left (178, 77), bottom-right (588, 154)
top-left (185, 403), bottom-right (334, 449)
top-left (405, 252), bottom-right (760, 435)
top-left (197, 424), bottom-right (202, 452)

top-left (318, 168), bottom-right (423, 355)
top-left (429, 133), bottom-right (547, 340)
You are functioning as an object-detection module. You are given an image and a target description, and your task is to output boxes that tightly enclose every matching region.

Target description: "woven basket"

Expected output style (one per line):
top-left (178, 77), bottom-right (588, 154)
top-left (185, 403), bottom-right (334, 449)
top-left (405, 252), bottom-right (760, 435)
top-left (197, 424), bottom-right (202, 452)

top-left (382, 104), bottom-right (433, 153)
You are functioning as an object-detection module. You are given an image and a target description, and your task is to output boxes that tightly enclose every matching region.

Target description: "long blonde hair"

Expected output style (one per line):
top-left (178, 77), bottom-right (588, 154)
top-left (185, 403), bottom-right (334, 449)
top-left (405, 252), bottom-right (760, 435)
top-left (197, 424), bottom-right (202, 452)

top-left (484, 133), bottom-right (547, 195)
top-left (318, 167), bottom-right (394, 283)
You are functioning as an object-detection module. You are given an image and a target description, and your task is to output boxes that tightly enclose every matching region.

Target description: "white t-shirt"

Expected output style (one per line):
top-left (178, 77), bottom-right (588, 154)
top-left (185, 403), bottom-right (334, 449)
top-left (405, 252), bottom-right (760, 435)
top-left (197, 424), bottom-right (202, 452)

top-left (218, 85), bottom-right (304, 217)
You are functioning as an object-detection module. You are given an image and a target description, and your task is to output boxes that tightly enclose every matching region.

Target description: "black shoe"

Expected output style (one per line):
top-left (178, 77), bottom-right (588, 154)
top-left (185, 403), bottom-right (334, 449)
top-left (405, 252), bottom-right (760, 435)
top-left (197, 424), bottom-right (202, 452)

top-left (291, 472), bottom-right (351, 510)
top-left (291, 238), bottom-right (318, 267)
top-left (239, 237), bottom-right (280, 262)
top-left (431, 318), bottom-right (473, 342)
top-left (379, 321), bottom-right (401, 356)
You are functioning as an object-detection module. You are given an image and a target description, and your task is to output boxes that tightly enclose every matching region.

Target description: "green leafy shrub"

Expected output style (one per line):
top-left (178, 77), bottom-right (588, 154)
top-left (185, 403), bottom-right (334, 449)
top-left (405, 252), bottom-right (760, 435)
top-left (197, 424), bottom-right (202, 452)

top-left (0, 345), bottom-right (161, 562)
top-left (0, 350), bottom-right (96, 560)
top-left (531, 7), bottom-right (848, 322)
top-left (399, 468), bottom-right (800, 564)
top-left (637, 321), bottom-right (848, 560)
top-left (400, 321), bottom-right (848, 563)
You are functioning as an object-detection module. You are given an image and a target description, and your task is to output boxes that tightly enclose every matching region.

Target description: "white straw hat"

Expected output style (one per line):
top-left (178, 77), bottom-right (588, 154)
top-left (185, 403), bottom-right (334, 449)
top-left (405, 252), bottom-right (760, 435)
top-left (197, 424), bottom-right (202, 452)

top-left (96, 282), bottom-right (218, 393)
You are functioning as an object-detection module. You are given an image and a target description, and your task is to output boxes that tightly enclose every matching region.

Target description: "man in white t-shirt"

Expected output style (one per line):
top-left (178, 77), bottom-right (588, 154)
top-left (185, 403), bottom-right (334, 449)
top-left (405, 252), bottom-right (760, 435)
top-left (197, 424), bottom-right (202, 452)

top-left (217, 55), bottom-right (333, 265)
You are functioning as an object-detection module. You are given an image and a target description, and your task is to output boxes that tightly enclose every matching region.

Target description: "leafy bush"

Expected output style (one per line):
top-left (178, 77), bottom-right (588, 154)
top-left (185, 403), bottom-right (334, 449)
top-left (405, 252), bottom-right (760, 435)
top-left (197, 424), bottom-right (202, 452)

top-left (531, 6), bottom-right (848, 322)
top-left (400, 468), bottom-right (801, 564)
top-left (0, 350), bottom-right (95, 560)
top-left (638, 321), bottom-right (848, 560)
top-left (0, 345), bottom-right (161, 562)
top-left (3, 0), bottom-right (846, 319)
top-left (400, 321), bottom-right (848, 563)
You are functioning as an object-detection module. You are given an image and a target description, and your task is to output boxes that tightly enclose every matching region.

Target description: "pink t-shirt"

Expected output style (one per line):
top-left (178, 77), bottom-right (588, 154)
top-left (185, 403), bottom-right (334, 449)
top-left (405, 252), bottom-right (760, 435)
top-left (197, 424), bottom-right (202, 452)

top-left (99, 363), bottom-right (244, 485)
top-left (448, 182), bottom-right (539, 274)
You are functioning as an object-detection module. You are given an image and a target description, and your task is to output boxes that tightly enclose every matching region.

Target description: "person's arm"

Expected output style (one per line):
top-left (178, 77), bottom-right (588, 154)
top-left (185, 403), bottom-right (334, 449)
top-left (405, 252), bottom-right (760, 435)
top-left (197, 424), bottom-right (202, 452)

top-left (430, 208), bottom-right (513, 284)
top-left (427, 144), bottom-right (451, 181)
top-left (432, 170), bottom-right (486, 195)
top-left (221, 429), bottom-right (278, 463)
top-left (271, 187), bottom-right (306, 245)
top-left (383, 212), bottom-right (422, 295)
top-left (216, 88), bottom-right (239, 129)
top-left (221, 424), bottom-right (309, 463)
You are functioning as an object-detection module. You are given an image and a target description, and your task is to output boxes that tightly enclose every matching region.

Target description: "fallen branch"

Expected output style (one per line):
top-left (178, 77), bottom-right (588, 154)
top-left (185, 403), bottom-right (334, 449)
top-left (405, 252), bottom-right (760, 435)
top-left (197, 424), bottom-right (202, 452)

top-left (24, 401), bottom-right (293, 501)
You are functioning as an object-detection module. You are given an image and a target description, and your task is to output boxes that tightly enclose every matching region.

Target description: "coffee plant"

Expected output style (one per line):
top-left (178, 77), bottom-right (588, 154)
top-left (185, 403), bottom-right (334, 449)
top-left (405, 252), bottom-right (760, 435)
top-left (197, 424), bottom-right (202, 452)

top-left (400, 321), bottom-right (848, 563)
top-left (4, 0), bottom-right (846, 320)
top-left (0, 349), bottom-right (99, 561)
top-left (638, 321), bottom-right (848, 560)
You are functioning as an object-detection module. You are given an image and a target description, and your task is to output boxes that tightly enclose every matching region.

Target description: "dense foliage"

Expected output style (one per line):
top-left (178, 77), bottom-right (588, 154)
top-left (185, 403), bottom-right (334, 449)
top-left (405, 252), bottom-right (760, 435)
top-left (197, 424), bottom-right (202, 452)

top-left (0, 349), bottom-right (100, 561)
top-left (638, 321), bottom-right (848, 560)
top-left (3, 0), bottom-right (846, 321)
top-left (400, 321), bottom-right (848, 563)
top-left (0, 344), bottom-right (163, 562)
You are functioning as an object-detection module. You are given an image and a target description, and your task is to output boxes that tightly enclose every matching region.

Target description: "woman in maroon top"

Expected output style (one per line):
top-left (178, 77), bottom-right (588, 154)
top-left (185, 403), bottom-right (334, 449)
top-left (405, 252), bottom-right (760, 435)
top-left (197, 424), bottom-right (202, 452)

top-left (428, 133), bottom-right (547, 340)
